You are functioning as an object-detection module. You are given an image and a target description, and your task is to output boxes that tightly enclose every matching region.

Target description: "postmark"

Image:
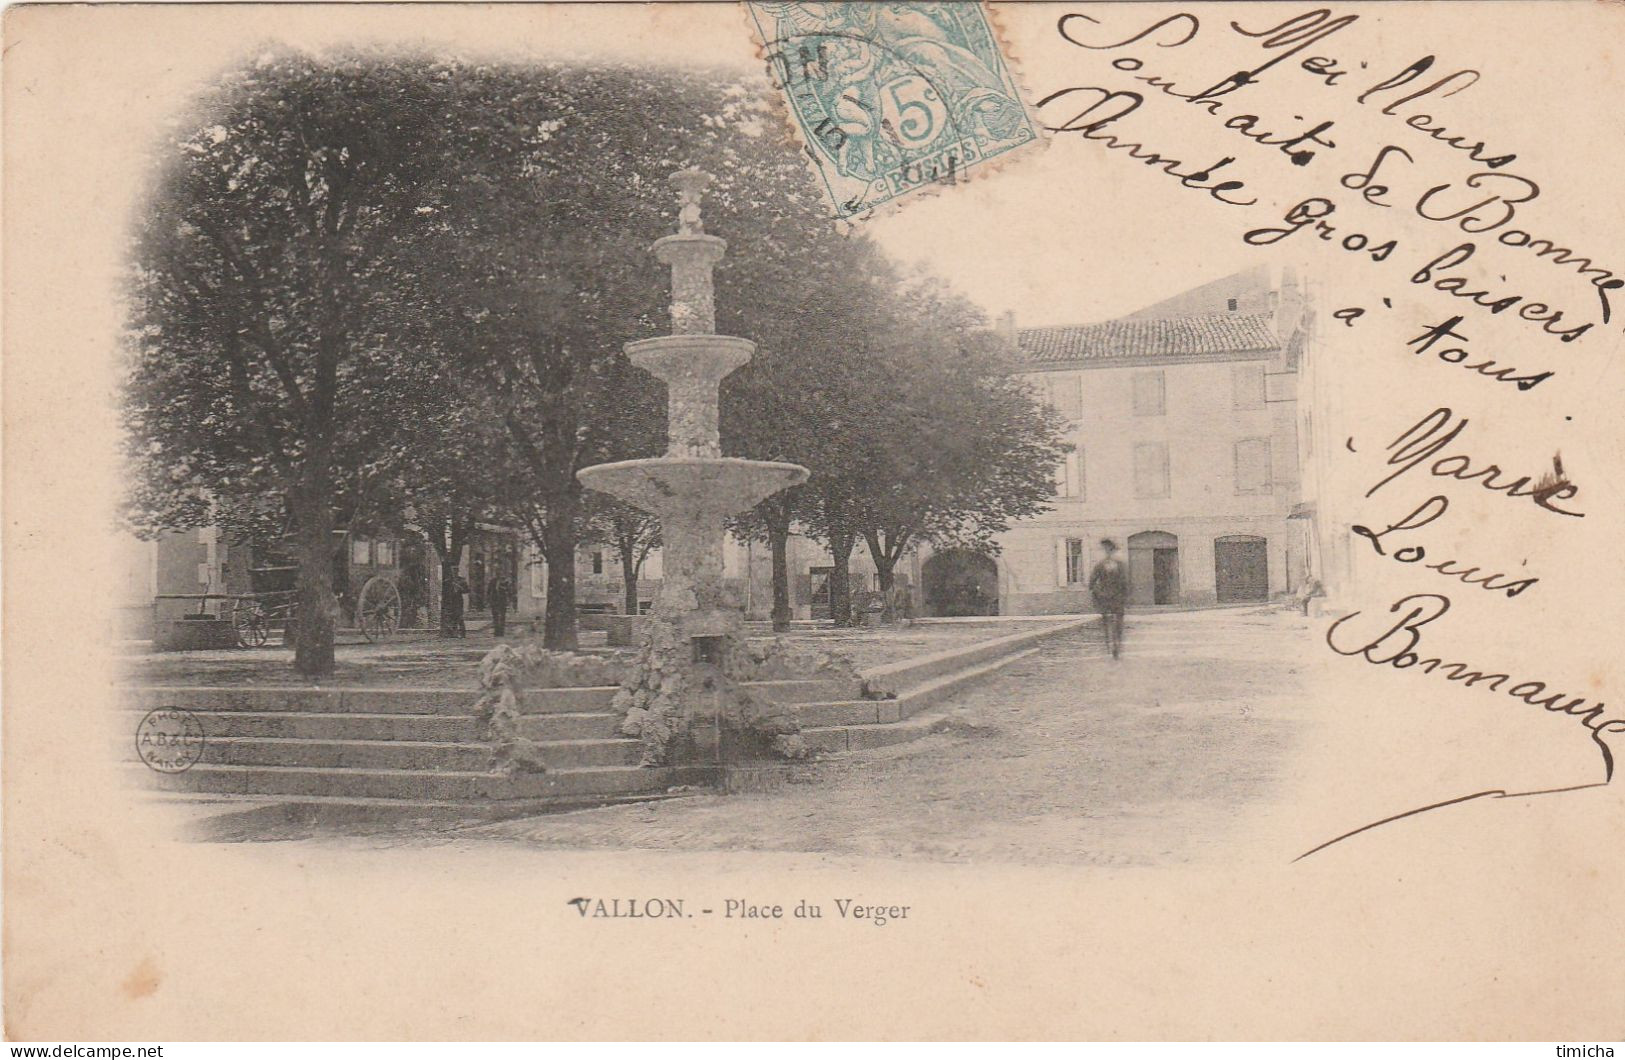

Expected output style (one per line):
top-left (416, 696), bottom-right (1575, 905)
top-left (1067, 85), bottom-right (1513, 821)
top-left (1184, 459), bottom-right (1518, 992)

top-left (135, 707), bottom-right (206, 773)
top-left (745, 1), bottom-right (1044, 220)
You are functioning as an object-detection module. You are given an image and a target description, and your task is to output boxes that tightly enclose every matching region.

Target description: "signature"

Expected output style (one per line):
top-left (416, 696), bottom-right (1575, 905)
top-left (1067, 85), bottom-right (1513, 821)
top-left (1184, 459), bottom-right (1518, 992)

top-left (1327, 593), bottom-right (1624, 780)
top-left (1351, 494), bottom-right (1538, 599)
top-left (1360, 407), bottom-right (1582, 517)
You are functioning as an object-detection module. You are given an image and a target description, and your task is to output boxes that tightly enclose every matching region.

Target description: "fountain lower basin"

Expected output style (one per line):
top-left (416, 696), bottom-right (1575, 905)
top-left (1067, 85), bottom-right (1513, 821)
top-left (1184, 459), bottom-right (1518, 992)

top-left (577, 457), bottom-right (808, 518)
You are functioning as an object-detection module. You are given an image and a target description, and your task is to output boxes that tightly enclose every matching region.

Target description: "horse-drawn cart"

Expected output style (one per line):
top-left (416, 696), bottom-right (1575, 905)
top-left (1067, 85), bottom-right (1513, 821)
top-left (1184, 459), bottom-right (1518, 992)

top-left (229, 566), bottom-right (402, 647)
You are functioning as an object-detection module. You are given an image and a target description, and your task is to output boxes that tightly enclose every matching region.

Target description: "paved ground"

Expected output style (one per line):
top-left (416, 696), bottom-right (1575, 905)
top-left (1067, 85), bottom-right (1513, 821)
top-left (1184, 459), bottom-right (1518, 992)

top-left (457, 607), bottom-right (1308, 867)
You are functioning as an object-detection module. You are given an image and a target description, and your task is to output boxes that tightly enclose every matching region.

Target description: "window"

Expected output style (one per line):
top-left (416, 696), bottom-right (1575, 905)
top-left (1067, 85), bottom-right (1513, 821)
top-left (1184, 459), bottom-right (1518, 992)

top-left (1053, 448), bottom-right (1084, 499)
top-left (1132, 370), bottom-right (1165, 416)
top-left (1134, 442), bottom-right (1170, 498)
top-left (1045, 373), bottom-right (1083, 421)
top-left (374, 540), bottom-right (395, 567)
top-left (1232, 363), bottom-right (1266, 410)
top-left (591, 550), bottom-right (604, 575)
top-left (1227, 297), bottom-right (1239, 312)
top-left (1065, 538), bottom-right (1086, 584)
top-left (530, 557), bottom-right (545, 598)
top-left (351, 538), bottom-right (371, 565)
top-left (1235, 438), bottom-right (1273, 494)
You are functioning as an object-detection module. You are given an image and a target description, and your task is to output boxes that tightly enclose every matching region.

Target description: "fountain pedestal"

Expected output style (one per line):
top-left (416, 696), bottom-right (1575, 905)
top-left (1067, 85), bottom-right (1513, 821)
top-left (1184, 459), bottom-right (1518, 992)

top-left (577, 169), bottom-right (809, 766)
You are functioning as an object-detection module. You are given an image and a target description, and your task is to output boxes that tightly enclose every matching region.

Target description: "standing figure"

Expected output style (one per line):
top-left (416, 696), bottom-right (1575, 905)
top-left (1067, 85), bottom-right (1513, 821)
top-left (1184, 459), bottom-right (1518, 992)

top-left (487, 570), bottom-right (513, 638)
top-left (1088, 538), bottom-right (1128, 660)
top-left (446, 572), bottom-right (469, 638)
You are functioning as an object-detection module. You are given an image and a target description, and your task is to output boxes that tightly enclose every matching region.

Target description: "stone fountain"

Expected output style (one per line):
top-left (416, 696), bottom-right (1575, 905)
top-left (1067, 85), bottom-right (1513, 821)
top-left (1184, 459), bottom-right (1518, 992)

top-left (578, 169), bottom-right (810, 767)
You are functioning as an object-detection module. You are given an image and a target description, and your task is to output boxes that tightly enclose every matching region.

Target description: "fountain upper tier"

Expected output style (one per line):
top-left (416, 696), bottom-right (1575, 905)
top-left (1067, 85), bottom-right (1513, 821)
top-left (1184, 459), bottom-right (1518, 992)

top-left (626, 334), bottom-right (754, 459)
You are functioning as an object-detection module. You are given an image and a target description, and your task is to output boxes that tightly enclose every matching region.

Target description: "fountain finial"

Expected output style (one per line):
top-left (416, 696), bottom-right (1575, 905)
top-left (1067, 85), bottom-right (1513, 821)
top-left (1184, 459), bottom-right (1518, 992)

top-left (670, 167), bottom-right (713, 235)
top-left (654, 167), bottom-right (725, 336)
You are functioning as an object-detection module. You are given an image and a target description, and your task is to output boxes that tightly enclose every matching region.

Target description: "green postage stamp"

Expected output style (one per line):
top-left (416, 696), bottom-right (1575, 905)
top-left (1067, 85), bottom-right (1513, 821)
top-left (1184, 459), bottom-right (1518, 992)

top-left (745, 2), bottom-right (1043, 220)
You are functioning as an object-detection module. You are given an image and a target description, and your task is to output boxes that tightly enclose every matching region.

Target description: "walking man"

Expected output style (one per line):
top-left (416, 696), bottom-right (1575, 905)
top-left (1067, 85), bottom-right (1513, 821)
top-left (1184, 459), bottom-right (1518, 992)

top-left (1088, 538), bottom-right (1128, 659)
top-left (487, 569), bottom-right (513, 638)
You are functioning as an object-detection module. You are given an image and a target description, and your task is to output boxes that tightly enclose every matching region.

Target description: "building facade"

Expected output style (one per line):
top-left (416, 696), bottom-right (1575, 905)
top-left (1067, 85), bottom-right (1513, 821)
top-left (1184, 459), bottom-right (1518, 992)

top-left (116, 524), bottom-right (537, 642)
top-left (992, 268), bottom-right (1311, 615)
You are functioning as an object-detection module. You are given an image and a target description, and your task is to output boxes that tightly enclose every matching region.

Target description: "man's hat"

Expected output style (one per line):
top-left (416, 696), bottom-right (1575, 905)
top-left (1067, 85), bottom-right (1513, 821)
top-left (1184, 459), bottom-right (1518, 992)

top-left (1099, 538), bottom-right (1118, 550)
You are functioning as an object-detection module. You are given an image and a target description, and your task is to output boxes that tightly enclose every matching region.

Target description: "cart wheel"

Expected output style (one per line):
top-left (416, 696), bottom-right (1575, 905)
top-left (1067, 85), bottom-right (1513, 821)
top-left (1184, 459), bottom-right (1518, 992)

top-left (232, 601), bottom-right (269, 648)
top-left (357, 575), bottom-right (401, 642)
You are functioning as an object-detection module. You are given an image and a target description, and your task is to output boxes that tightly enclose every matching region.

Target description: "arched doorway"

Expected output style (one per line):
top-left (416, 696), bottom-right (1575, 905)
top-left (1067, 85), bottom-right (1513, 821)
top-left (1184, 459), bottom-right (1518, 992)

top-left (1127, 531), bottom-right (1180, 606)
top-left (1214, 534), bottom-right (1269, 603)
top-left (922, 550), bottom-right (999, 617)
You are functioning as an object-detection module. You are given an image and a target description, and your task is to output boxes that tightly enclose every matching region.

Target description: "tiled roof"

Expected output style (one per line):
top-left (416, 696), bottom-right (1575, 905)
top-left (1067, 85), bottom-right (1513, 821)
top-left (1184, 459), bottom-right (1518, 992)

top-left (1018, 312), bottom-right (1279, 365)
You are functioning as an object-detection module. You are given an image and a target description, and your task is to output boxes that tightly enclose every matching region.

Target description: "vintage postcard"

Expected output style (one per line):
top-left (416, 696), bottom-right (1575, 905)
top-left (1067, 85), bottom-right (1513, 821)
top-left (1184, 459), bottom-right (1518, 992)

top-left (3, 0), bottom-right (1623, 1043)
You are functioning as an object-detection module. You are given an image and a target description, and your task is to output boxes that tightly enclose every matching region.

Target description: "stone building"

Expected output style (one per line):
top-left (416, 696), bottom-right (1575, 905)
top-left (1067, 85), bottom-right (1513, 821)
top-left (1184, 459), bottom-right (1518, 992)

top-left (989, 267), bottom-right (1313, 614)
top-left (115, 524), bottom-right (535, 643)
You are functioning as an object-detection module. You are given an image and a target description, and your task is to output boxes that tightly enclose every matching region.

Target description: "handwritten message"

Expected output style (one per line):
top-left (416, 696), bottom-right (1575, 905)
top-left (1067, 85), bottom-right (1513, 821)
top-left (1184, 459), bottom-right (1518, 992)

top-left (1033, 6), bottom-right (1622, 783)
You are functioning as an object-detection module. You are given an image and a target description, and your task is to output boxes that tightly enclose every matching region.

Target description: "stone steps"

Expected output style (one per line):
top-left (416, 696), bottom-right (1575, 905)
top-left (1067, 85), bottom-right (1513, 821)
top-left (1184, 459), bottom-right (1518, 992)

top-left (798, 647), bottom-right (1040, 753)
top-left (136, 763), bottom-right (711, 801)
top-left (131, 709), bottom-right (623, 742)
top-left (124, 677), bottom-right (855, 717)
top-left (125, 622), bottom-right (1080, 818)
top-left (181, 736), bottom-right (641, 771)
top-left (133, 698), bottom-right (936, 751)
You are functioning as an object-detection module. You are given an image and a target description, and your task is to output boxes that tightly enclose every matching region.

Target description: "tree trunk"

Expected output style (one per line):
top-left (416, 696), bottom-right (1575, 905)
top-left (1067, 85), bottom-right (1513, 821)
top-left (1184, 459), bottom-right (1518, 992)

top-left (542, 517), bottom-right (579, 651)
top-left (430, 517), bottom-right (468, 637)
top-left (438, 556), bottom-right (460, 636)
top-left (291, 493), bottom-right (337, 677)
top-left (620, 542), bottom-right (640, 617)
top-left (768, 521), bottom-right (792, 633)
top-left (828, 530), bottom-right (856, 628)
top-left (865, 530), bottom-right (899, 592)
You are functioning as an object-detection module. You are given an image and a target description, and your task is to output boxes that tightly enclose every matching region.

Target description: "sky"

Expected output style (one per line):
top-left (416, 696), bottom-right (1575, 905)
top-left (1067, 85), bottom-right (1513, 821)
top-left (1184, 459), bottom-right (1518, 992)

top-left (31, 1), bottom-right (1254, 333)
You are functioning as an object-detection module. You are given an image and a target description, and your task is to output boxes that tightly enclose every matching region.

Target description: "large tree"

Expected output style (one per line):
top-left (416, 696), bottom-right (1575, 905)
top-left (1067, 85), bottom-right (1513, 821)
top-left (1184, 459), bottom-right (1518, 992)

top-left (123, 53), bottom-right (491, 675)
top-left (722, 235), bottom-right (903, 629)
top-left (726, 255), bottom-right (1067, 628)
top-left (854, 275), bottom-right (1071, 593)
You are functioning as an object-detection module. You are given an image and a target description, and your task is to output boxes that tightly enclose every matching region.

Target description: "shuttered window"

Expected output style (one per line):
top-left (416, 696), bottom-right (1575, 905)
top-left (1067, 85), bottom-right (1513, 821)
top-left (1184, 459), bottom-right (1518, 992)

top-left (1044, 373), bottom-right (1083, 421)
top-left (1053, 448), bottom-right (1084, 499)
top-left (1065, 538), bottom-right (1086, 584)
top-left (1235, 438), bottom-right (1273, 494)
top-left (1133, 370), bottom-right (1165, 416)
top-left (1233, 363), bottom-right (1266, 410)
top-left (1134, 442), bottom-right (1170, 498)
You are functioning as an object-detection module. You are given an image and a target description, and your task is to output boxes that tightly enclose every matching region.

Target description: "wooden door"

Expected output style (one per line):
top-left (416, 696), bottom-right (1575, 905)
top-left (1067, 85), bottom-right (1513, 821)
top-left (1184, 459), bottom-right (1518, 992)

top-left (1215, 537), bottom-right (1269, 602)
top-left (1153, 548), bottom-right (1181, 604)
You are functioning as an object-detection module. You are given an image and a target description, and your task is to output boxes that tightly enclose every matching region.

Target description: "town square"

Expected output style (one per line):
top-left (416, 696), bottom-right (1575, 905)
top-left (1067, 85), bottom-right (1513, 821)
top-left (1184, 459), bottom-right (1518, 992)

top-left (109, 8), bottom-right (1337, 846)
